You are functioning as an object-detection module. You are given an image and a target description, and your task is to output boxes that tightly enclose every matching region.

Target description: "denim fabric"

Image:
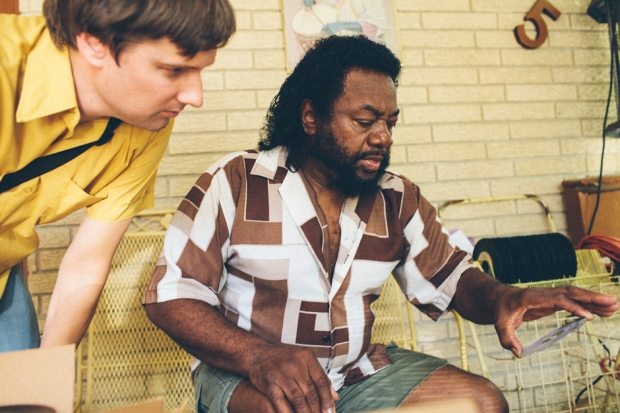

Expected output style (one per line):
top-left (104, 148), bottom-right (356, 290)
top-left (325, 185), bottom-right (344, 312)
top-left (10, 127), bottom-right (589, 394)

top-left (0, 264), bottom-right (40, 352)
top-left (193, 362), bottom-right (244, 413)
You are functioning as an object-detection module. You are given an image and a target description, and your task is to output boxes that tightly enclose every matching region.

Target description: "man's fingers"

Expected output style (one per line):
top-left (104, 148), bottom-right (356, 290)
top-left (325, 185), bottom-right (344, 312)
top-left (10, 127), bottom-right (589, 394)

top-left (274, 364), bottom-right (331, 413)
top-left (562, 288), bottom-right (619, 313)
top-left (265, 383), bottom-right (297, 413)
top-left (331, 386), bottom-right (339, 401)
top-left (495, 320), bottom-right (522, 356)
top-left (249, 344), bottom-right (334, 413)
top-left (284, 376), bottom-right (320, 413)
top-left (272, 373), bottom-right (326, 413)
top-left (519, 287), bottom-right (618, 322)
top-left (307, 363), bottom-right (335, 413)
top-left (499, 329), bottom-right (523, 358)
top-left (324, 387), bottom-right (338, 413)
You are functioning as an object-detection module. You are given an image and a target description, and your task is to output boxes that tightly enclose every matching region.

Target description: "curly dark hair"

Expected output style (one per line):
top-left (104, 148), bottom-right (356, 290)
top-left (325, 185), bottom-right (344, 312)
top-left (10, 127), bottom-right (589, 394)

top-left (259, 35), bottom-right (401, 170)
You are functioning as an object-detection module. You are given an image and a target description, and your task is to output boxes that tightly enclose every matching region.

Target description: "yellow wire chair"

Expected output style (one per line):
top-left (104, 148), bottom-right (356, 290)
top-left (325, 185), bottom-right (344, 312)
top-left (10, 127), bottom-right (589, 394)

top-left (437, 194), bottom-right (620, 412)
top-left (370, 275), bottom-right (419, 351)
top-left (75, 210), bottom-right (194, 413)
top-left (437, 194), bottom-right (559, 377)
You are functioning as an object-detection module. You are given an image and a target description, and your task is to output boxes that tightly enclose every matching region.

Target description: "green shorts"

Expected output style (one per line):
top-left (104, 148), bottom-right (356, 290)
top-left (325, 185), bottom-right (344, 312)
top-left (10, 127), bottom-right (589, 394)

top-left (335, 344), bottom-right (448, 412)
top-left (193, 344), bottom-right (448, 413)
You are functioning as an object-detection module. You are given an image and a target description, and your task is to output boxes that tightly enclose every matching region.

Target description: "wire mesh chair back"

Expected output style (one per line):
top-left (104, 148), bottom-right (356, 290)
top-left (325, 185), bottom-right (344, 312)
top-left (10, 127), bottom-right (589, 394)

top-left (370, 274), bottom-right (418, 351)
top-left (437, 195), bottom-right (620, 412)
top-left (76, 210), bottom-right (194, 412)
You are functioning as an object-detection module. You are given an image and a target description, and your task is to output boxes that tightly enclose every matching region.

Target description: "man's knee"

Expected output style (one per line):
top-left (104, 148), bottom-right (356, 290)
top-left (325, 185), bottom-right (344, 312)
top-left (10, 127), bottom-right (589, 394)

top-left (404, 365), bottom-right (508, 413)
top-left (469, 374), bottom-right (509, 413)
top-left (229, 380), bottom-right (274, 413)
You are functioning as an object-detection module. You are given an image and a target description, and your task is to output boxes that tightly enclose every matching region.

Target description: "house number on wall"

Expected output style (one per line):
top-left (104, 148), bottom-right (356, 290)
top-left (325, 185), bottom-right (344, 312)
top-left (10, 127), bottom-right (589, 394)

top-left (514, 0), bottom-right (561, 49)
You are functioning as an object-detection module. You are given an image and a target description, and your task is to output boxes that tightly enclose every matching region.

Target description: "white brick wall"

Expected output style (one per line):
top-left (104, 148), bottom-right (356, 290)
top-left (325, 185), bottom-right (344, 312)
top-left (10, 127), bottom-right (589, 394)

top-left (19, 3), bottom-right (620, 405)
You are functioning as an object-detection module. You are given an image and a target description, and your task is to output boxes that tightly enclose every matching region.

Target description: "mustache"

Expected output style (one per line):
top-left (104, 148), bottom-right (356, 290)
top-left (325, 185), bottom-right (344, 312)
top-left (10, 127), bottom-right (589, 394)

top-left (353, 149), bottom-right (390, 162)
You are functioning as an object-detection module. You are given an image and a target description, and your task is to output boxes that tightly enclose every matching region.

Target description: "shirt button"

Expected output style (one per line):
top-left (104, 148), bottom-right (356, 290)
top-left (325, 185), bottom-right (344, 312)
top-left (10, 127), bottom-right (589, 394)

top-left (323, 334), bottom-right (330, 343)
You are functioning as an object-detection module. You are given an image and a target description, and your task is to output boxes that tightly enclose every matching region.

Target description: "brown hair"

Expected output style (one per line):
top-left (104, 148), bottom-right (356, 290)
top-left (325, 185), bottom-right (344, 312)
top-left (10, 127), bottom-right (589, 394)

top-left (43, 0), bottom-right (236, 57)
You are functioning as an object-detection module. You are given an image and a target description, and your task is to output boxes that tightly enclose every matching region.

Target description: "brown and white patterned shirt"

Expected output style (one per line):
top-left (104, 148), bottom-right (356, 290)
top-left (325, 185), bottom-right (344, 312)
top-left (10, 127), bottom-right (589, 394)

top-left (144, 146), bottom-right (476, 389)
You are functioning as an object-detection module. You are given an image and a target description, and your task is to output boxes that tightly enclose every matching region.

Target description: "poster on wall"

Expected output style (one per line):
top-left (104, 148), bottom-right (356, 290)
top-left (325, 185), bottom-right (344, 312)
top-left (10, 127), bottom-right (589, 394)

top-left (282, 0), bottom-right (400, 71)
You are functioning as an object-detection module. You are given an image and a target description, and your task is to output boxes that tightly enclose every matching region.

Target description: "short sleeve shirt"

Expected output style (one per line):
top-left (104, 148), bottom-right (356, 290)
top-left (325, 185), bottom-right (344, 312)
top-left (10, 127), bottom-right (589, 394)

top-left (0, 15), bottom-right (172, 277)
top-left (144, 147), bottom-right (476, 390)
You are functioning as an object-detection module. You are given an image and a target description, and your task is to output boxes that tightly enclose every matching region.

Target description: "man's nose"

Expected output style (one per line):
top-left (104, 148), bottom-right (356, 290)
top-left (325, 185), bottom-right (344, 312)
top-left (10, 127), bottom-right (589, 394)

top-left (177, 73), bottom-right (204, 108)
top-left (369, 122), bottom-right (393, 149)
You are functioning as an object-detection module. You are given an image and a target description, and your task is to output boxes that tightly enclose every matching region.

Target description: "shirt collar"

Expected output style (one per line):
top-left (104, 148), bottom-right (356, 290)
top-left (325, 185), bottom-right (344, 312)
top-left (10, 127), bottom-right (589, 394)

top-left (16, 27), bottom-right (80, 130)
top-left (250, 146), bottom-right (290, 182)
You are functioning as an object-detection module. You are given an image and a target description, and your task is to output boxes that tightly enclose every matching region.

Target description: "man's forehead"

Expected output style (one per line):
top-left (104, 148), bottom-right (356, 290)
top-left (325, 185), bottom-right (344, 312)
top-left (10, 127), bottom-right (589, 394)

top-left (337, 69), bottom-right (398, 112)
top-left (119, 37), bottom-right (216, 68)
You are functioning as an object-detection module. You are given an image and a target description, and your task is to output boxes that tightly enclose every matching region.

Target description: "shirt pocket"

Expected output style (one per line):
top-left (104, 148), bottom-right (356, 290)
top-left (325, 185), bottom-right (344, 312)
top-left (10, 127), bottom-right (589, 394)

top-left (0, 177), bottom-right (41, 227)
top-left (38, 179), bottom-right (103, 225)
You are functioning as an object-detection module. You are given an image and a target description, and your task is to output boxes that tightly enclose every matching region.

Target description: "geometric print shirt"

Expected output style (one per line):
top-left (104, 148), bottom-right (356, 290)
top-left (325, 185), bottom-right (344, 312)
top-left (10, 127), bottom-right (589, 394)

top-left (144, 146), bottom-right (476, 390)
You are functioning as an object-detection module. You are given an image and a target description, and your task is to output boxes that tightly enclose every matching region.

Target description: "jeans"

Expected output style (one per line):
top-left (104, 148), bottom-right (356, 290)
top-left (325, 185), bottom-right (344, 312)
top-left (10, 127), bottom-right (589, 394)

top-left (194, 362), bottom-right (244, 413)
top-left (0, 264), bottom-right (40, 352)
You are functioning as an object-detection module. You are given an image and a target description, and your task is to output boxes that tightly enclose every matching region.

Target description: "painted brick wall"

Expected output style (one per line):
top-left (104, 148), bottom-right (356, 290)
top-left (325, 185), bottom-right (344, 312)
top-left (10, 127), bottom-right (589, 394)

top-left (19, 0), bottom-right (620, 391)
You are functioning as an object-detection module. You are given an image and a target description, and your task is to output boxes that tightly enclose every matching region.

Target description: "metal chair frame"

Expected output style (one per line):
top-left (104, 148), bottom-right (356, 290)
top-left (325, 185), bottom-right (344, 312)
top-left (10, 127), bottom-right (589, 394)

top-left (438, 194), bottom-right (620, 412)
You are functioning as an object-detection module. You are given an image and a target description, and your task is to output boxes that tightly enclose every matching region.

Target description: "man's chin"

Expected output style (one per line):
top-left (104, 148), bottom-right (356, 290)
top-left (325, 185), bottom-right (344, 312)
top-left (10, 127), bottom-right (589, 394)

top-left (357, 165), bottom-right (388, 182)
top-left (335, 171), bottom-right (385, 198)
top-left (358, 168), bottom-right (380, 178)
top-left (141, 117), bottom-right (171, 132)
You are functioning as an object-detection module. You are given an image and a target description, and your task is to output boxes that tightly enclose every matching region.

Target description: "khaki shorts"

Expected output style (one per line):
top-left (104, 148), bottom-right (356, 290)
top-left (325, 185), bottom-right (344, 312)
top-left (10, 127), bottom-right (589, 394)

top-left (193, 344), bottom-right (448, 413)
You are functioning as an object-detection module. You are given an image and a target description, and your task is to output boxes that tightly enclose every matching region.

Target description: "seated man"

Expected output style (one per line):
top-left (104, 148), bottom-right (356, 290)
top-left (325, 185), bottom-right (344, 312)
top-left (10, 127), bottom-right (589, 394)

top-left (144, 35), bottom-right (619, 413)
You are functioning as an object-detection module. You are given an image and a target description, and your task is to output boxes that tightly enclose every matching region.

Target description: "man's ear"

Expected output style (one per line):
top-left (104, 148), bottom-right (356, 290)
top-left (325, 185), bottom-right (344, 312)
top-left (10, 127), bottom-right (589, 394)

top-left (75, 32), bottom-right (110, 68)
top-left (300, 99), bottom-right (317, 136)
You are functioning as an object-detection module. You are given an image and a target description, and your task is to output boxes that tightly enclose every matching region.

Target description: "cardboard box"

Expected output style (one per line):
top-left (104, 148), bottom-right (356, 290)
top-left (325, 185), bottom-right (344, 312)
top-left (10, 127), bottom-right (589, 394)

top-left (371, 398), bottom-right (480, 413)
top-left (562, 175), bottom-right (620, 245)
top-left (0, 345), bottom-right (75, 413)
top-left (0, 346), bottom-right (189, 413)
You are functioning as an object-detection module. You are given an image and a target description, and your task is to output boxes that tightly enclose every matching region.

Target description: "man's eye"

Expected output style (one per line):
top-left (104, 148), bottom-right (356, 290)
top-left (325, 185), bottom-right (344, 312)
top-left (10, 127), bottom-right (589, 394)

top-left (168, 68), bottom-right (184, 76)
top-left (357, 120), bottom-right (373, 127)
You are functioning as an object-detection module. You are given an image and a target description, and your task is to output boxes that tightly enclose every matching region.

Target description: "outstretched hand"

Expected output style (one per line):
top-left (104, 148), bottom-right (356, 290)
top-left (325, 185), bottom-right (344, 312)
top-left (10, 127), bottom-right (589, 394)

top-left (494, 286), bottom-right (619, 357)
top-left (248, 343), bottom-right (337, 413)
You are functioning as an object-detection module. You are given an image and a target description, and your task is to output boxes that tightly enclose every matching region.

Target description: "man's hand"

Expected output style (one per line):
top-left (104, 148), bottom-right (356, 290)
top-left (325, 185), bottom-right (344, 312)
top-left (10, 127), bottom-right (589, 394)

top-left (452, 268), bottom-right (620, 358)
top-left (146, 299), bottom-right (337, 413)
top-left (493, 286), bottom-right (619, 357)
top-left (248, 343), bottom-right (336, 413)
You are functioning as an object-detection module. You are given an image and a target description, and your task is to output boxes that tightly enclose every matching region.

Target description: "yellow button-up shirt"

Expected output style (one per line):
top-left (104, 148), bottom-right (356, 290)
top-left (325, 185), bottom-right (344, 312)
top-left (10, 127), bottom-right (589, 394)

top-left (0, 15), bottom-right (173, 294)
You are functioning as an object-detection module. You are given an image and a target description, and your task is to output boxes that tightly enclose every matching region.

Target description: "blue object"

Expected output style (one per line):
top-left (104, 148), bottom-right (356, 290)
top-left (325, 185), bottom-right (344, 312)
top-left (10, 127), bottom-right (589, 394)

top-left (0, 264), bottom-right (41, 352)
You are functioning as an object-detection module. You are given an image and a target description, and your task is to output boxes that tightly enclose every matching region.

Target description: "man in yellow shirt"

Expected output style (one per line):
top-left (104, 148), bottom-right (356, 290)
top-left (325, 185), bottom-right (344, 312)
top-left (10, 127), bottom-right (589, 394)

top-left (0, 0), bottom-right (236, 352)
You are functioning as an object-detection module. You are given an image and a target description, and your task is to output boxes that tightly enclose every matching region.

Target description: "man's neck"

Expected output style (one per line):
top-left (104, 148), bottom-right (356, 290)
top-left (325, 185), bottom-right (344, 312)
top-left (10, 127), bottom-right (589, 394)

top-left (69, 48), bottom-right (106, 123)
top-left (301, 157), bottom-right (345, 204)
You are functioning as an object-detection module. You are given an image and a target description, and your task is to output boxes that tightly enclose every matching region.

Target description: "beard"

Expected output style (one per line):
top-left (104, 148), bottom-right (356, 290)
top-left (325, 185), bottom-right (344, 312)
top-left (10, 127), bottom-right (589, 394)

top-left (308, 127), bottom-right (390, 198)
